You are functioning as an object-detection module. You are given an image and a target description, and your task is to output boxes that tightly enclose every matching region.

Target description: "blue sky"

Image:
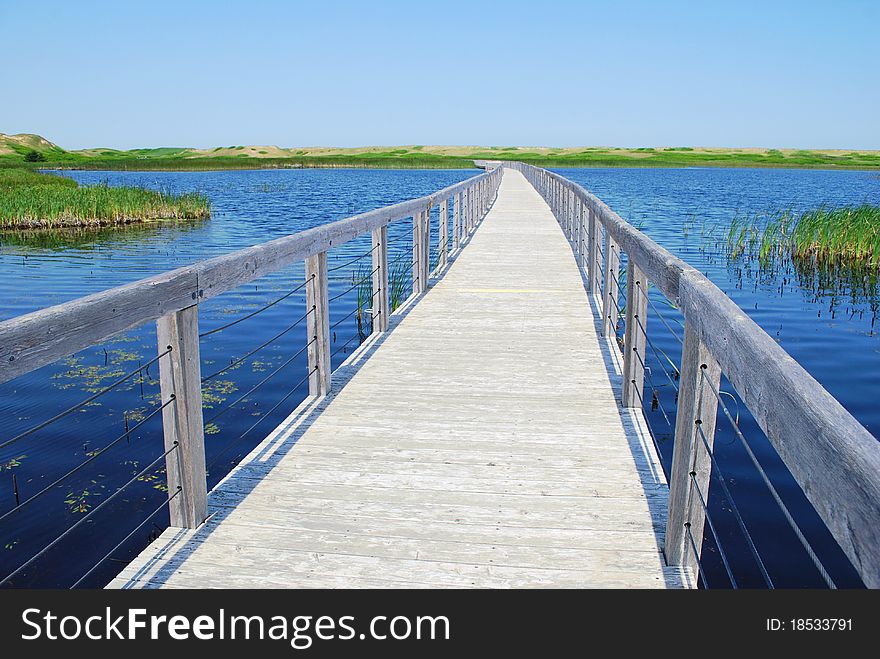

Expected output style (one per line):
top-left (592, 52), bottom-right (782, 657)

top-left (2, 0), bottom-right (877, 150)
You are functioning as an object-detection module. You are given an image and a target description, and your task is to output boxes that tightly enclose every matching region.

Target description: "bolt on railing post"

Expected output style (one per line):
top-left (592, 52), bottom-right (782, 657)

top-left (371, 226), bottom-right (389, 333)
top-left (438, 198), bottom-right (449, 269)
top-left (622, 262), bottom-right (648, 407)
top-left (306, 251), bottom-right (331, 396)
top-left (602, 233), bottom-right (621, 338)
top-left (665, 322), bottom-right (721, 578)
top-left (453, 192), bottom-right (461, 250)
top-left (156, 305), bottom-right (207, 529)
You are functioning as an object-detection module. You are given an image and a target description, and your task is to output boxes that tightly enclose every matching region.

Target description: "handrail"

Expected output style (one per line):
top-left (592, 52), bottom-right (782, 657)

top-left (0, 169), bottom-right (497, 384)
top-left (507, 161), bottom-right (880, 588)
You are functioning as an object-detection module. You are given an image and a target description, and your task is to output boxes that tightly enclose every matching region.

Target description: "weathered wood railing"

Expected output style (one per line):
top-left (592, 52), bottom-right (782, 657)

top-left (0, 167), bottom-right (501, 545)
top-left (508, 161), bottom-right (880, 588)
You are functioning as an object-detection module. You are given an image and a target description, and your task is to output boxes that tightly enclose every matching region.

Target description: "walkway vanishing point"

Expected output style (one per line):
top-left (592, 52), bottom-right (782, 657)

top-left (2, 162), bottom-right (878, 590)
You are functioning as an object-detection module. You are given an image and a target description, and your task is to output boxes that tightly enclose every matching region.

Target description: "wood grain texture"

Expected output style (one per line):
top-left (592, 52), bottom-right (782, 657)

top-left (512, 161), bottom-right (880, 587)
top-left (453, 192), bottom-right (461, 250)
top-left (622, 262), bottom-right (648, 408)
top-left (371, 226), bottom-right (389, 333)
top-left (438, 198), bottom-right (449, 269)
top-left (305, 252), bottom-right (330, 396)
top-left (156, 305), bottom-right (208, 528)
top-left (115, 168), bottom-right (680, 590)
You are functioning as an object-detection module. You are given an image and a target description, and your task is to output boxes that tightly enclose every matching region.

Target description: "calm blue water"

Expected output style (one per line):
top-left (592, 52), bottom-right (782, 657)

top-left (0, 166), bottom-right (877, 588)
top-left (554, 167), bottom-right (880, 589)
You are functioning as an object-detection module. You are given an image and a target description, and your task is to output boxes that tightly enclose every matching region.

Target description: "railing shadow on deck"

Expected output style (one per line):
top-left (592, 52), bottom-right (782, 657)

top-left (563, 212), bottom-right (682, 589)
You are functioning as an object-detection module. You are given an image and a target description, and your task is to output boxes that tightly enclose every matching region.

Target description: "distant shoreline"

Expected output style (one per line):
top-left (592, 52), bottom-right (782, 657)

top-left (3, 134), bottom-right (879, 172)
top-left (32, 159), bottom-right (880, 172)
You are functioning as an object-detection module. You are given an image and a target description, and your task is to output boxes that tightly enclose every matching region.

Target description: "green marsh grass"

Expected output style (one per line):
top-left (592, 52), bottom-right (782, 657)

top-left (724, 205), bottom-right (880, 269)
top-left (0, 169), bottom-right (210, 229)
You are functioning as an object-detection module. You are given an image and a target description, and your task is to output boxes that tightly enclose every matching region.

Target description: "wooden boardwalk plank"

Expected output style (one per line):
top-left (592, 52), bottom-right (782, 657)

top-left (114, 169), bottom-right (688, 589)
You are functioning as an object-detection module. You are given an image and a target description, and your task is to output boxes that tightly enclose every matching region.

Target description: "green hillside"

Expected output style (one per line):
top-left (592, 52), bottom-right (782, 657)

top-left (2, 133), bottom-right (879, 171)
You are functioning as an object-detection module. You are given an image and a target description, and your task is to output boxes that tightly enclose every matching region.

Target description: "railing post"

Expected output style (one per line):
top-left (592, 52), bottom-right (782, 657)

top-left (412, 211), bottom-right (423, 293)
top-left (453, 192), bottom-right (461, 250)
top-left (306, 251), bottom-right (331, 396)
top-left (578, 202), bottom-right (587, 270)
top-left (157, 305), bottom-right (207, 529)
top-left (665, 323), bottom-right (722, 578)
top-left (462, 189), bottom-right (469, 236)
top-left (602, 232), bottom-right (621, 338)
top-left (622, 262), bottom-right (648, 407)
top-left (562, 187), bottom-right (568, 235)
top-left (587, 208), bottom-right (601, 296)
top-left (413, 208), bottom-right (429, 293)
top-left (573, 198), bottom-right (582, 261)
top-left (371, 225), bottom-right (389, 333)
top-left (423, 205), bottom-right (432, 280)
top-left (438, 198), bottom-right (448, 269)
top-left (567, 190), bottom-right (573, 238)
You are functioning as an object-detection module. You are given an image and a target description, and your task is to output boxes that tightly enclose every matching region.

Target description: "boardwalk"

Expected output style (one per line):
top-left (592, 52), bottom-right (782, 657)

top-left (110, 169), bottom-right (691, 589)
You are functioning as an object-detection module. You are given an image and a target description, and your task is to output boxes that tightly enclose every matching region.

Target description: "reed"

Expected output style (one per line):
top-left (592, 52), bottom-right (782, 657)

top-left (724, 205), bottom-right (880, 269)
top-left (352, 264), bottom-right (373, 342)
top-left (388, 261), bottom-right (411, 312)
top-left (0, 169), bottom-right (210, 229)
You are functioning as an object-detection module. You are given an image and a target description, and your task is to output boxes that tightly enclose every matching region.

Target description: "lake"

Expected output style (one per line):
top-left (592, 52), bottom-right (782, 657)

top-left (0, 166), bottom-right (877, 588)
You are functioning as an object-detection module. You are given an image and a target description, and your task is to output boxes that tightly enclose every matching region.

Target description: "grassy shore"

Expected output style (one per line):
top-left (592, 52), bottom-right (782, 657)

top-left (3, 133), bottom-right (880, 171)
top-left (0, 169), bottom-right (210, 229)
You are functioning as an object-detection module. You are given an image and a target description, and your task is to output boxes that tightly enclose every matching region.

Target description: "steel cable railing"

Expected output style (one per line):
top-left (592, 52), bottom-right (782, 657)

top-left (701, 370), bottom-right (836, 588)
top-left (0, 395), bottom-right (176, 525)
top-left (0, 348), bottom-right (171, 453)
top-left (203, 338), bottom-right (316, 428)
top-left (693, 366), bottom-right (774, 588)
top-left (0, 441), bottom-right (180, 587)
top-left (201, 307), bottom-right (314, 383)
top-left (199, 279), bottom-right (309, 339)
top-left (206, 366), bottom-right (318, 474)
top-left (70, 485), bottom-right (182, 589)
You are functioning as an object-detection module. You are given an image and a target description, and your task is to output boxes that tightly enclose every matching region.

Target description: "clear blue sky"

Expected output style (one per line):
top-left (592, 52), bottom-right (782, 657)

top-left (2, 0), bottom-right (877, 150)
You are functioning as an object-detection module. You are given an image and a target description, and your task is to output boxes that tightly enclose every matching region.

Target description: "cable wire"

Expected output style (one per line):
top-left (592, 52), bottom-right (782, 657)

top-left (0, 396), bottom-right (175, 524)
top-left (0, 443), bottom-right (179, 587)
top-left (69, 486), bottom-right (182, 589)
top-left (0, 348), bottom-right (170, 453)
top-left (701, 372), bottom-right (835, 588)
top-left (199, 279), bottom-right (309, 339)
top-left (203, 338), bottom-right (315, 427)
top-left (201, 307), bottom-right (313, 383)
